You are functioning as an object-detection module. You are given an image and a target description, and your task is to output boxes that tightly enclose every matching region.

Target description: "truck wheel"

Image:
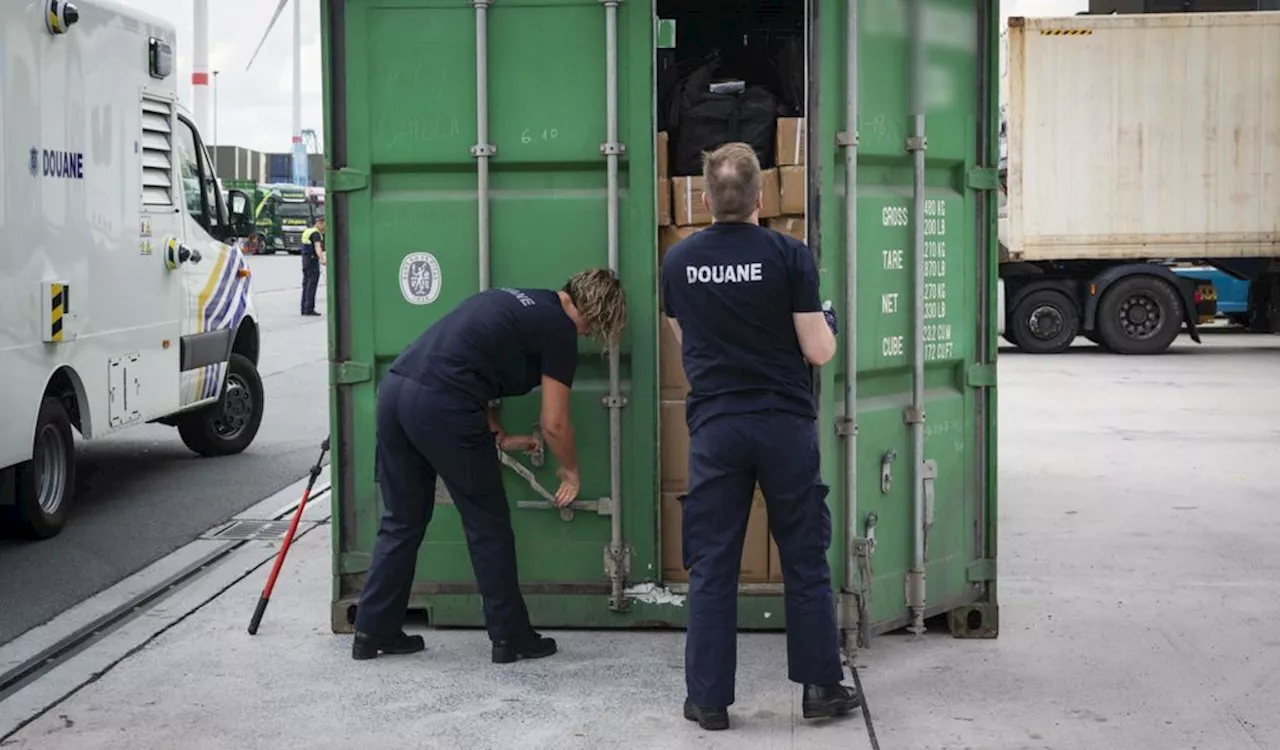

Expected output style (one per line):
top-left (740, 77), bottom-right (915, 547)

top-left (1097, 276), bottom-right (1183, 355)
top-left (4, 398), bottom-right (76, 539)
top-left (1008, 289), bottom-right (1079, 354)
top-left (178, 354), bottom-right (265, 457)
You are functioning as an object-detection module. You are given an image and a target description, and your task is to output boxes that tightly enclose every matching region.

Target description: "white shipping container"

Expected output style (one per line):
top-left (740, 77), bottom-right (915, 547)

top-left (1004, 12), bottom-right (1280, 262)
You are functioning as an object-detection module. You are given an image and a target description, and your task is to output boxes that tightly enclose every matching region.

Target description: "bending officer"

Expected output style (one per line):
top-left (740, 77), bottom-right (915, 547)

top-left (659, 142), bottom-right (859, 730)
top-left (352, 270), bottom-right (628, 664)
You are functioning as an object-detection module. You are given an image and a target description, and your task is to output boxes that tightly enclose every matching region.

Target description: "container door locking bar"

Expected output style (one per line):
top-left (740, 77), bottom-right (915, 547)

top-left (496, 429), bottom-right (612, 521)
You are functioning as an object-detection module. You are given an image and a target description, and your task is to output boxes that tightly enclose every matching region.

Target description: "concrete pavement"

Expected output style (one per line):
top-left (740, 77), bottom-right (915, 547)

top-left (1, 331), bottom-right (1278, 749)
top-left (0, 256), bottom-right (330, 647)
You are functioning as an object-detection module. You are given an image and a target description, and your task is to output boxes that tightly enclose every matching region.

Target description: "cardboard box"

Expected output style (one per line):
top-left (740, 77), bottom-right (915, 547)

top-left (672, 176), bottom-right (712, 226)
top-left (659, 400), bottom-right (688, 491)
top-left (659, 318), bottom-right (689, 399)
top-left (779, 166), bottom-right (805, 215)
top-left (758, 168), bottom-right (782, 219)
top-left (775, 117), bottom-right (806, 166)
top-left (658, 224), bottom-right (707, 265)
top-left (742, 492), bottom-right (769, 583)
top-left (767, 215), bottom-right (806, 242)
top-left (661, 489), bottom-right (770, 584)
top-left (657, 177), bottom-right (672, 227)
top-left (657, 131), bottom-right (670, 180)
top-left (661, 492), bottom-right (686, 580)
top-left (768, 532), bottom-right (783, 582)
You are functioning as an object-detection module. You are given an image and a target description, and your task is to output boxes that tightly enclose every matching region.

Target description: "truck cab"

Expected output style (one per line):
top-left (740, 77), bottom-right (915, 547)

top-left (0, 0), bottom-right (266, 538)
top-left (255, 184), bottom-right (314, 255)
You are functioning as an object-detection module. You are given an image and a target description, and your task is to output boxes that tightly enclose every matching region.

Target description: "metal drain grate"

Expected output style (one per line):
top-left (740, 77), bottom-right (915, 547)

top-left (201, 519), bottom-right (311, 541)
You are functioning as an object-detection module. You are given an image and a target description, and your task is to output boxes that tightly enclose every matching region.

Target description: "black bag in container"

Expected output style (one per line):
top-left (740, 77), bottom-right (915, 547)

top-left (669, 62), bottom-right (779, 176)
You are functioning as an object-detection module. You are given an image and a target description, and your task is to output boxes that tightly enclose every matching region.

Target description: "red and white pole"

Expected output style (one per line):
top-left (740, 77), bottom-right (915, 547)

top-left (192, 0), bottom-right (210, 136)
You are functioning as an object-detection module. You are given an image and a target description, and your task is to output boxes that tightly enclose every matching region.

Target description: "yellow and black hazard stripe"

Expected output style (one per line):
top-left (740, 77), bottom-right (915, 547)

top-left (50, 283), bottom-right (67, 342)
top-left (1040, 29), bottom-right (1093, 36)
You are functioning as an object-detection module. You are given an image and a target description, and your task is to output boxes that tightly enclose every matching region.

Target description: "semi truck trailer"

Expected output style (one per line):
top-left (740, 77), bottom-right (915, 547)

top-left (999, 11), bottom-right (1280, 354)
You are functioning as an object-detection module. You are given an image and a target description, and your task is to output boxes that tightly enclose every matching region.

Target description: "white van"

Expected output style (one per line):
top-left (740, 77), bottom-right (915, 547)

top-left (0, 1), bottom-right (264, 538)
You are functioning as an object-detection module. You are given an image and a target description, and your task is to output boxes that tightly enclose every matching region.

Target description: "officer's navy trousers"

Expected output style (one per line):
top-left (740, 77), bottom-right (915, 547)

top-left (683, 409), bottom-right (846, 708)
top-left (354, 372), bottom-right (532, 642)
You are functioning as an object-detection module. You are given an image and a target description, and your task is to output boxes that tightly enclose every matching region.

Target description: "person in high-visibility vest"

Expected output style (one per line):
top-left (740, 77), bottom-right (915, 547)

top-left (300, 218), bottom-right (326, 316)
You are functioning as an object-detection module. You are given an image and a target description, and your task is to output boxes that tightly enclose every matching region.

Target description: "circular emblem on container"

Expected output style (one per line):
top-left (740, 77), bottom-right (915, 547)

top-left (399, 252), bottom-right (442, 305)
top-left (29, 148), bottom-right (39, 177)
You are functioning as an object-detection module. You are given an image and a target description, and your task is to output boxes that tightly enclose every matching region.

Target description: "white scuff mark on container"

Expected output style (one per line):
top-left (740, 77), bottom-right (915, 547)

top-left (764, 611), bottom-right (772, 618)
top-left (623, 583), bottom-right (686, 607)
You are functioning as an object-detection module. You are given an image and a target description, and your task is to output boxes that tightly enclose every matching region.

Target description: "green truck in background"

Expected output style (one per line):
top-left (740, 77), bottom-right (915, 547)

top-left (255, 183), bottom-right (316, 255)
top-left (222, 179), bottom-right (316, 254)
top-left (321, 0), bottom-right (1001, 653)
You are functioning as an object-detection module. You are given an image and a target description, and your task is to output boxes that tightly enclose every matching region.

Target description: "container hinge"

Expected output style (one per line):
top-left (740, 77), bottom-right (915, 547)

top-left (966, 362), bottom-right (997, 388)
top-left (879, 449), bottom-right (897, 493)
top-left (339, 552), bottom-right (372, 575)
top-left (836, 592), bottom-right (860, 629)
top-left (836, 130), bottom-right (859, 148)
top-left (922, 459), bottom-right (937, 560)
top-left (332, 361), bottom-right (373, 385)
top-left (835, 416), bottom-right (857, 437)
top-left (470, 143), bottom-right (497, 158)
top-left (602, 395), bottom-right (628, 409)
top-left (905, 136), bottom-right (928, 152)
top-left (965, 166), bottom-right (999, 191)
top-left (327, 168), bottom-right (368, 193)
top-left (967, 558), bottom-right (997, 583)
top-left (604, 542), bottom-right (632, 580)
top-left (903, 405), bottom-right (925, 425)
top-left (600, 142), bottom-right (627, 156)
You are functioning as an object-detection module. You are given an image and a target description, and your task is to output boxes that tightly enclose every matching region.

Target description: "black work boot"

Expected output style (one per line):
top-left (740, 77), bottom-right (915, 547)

top-left (491, 630), bottom-right (558, 664)
top-left (683, 697), bottom-right (730, 731)
top-left (802, 683), bottom-right (862, 719)
top-left (351, 630), bottom-right (426, 660)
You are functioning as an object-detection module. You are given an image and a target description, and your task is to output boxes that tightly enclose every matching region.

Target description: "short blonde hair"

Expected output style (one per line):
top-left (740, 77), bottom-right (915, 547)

top-left (702, 142), bottom-right (762, 222)
top-left (564, 268), bottom-right (628, 351)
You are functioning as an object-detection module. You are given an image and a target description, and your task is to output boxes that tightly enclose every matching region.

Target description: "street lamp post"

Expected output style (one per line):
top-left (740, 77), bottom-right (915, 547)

top-left (212, 70), bottom-right (220, 176)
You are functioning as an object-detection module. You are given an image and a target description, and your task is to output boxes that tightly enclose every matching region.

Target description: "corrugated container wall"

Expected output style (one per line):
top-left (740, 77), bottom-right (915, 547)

top-left (1005, 12), bottom-right (1280, 261)
top-left (322, 0), bottom-right (1001, 648)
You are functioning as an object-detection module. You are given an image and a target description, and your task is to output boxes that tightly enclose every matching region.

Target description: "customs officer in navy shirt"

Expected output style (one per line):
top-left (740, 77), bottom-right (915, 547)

top-left (660, 143), bottom-right (859, 730)
top-left (351, 270), bottom-right (627, 664)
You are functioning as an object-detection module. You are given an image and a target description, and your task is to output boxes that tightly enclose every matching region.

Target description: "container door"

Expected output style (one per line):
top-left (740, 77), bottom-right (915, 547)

top-left (325, 0), bottom-right (658, 628)
top-left (817, 0), bottom-right (999, 640)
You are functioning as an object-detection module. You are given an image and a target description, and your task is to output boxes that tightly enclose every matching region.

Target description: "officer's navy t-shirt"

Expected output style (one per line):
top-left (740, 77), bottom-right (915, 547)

top-left (389, 288), bottom-right (579, 409)
top-left (660, 222), bottom-right (822, 434)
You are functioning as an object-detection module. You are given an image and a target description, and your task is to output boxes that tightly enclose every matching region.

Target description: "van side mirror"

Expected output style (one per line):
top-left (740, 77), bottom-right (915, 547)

top-left (227, 190), bottom-right (254, 238)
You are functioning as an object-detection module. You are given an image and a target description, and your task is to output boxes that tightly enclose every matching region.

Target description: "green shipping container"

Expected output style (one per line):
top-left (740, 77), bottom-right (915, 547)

top-left (321, 0), bottom-right (1000, 650)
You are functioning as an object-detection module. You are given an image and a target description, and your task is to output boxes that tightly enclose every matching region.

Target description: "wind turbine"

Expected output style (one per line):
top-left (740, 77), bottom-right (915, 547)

top-left (246, 0), bottom-right (307, 187)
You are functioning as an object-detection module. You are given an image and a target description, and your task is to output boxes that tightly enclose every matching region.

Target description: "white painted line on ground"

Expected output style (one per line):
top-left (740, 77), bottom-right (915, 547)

top-left (0, 470), bottom-right (329, 686)
top-left (0, 521), bottom-right (329, 739)
top-left (232, 465), bottom-right (331, 521)
top-left (0, 539), bottom-right (232, 676)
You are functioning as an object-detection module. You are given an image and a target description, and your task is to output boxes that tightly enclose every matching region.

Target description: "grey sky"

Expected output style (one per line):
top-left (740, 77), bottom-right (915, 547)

top-left (118, 0), bottom-right (1085, 156)
top-left (118, 0), bottom-right (325, 154)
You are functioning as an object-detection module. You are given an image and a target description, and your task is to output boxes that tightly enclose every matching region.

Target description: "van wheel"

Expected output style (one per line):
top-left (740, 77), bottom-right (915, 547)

top-left (4, 398), bottom-right (76, 539)
top-left (1097, 276), bottom-right (1183, 355)
top-left (178, 354), bottom-right (265, 457)
top-left (1008, 289), bottom-right (1079, 354)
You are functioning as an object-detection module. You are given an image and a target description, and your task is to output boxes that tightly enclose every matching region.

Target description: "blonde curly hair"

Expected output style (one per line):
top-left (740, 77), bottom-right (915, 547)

top-left (564, 268), bottom-right (628, 351)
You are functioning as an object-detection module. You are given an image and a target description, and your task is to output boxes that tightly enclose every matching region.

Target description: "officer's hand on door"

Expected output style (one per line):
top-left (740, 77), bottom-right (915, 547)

top-left (554, 466), bottom-right (580, 507)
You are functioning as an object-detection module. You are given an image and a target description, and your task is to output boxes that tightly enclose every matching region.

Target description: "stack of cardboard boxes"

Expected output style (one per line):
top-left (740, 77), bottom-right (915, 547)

top-left (655, 119), bottom-right (807, 585)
